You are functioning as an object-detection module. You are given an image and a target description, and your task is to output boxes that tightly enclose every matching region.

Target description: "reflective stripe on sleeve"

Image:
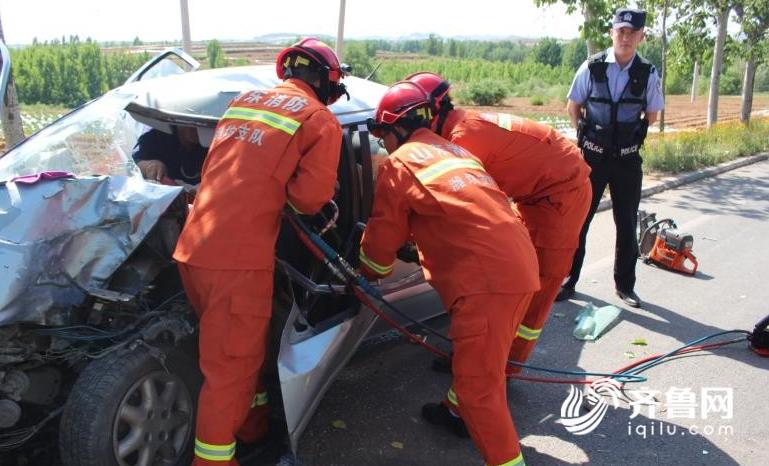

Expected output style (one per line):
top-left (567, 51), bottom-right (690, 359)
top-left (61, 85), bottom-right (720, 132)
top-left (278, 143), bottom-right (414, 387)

top-left (516, 324), bottom-right (542, 341)
top-left (251, 391), bottom-right (268, 408)
top-left (222, 107), bottom-right (301, 135)
top-left (194, 438), bottom-right (236, 462)
top-left (359, 250), bottom-right (394, 276)
top-left (415, 158), bottom-right (485, 185)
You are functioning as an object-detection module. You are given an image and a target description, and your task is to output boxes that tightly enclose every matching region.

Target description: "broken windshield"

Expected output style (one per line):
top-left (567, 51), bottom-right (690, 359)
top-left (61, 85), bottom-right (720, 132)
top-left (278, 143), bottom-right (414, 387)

top-left (0, 92), bottom-right (143, 182)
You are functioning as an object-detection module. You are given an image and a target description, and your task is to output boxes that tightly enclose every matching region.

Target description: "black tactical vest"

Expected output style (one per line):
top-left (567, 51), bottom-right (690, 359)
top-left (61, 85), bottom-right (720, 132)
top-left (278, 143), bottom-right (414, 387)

top-left (579, 51), bottom-right (652, 159)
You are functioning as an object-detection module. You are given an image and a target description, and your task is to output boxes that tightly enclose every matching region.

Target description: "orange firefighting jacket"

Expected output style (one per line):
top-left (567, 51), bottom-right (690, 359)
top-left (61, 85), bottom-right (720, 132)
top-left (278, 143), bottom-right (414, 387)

top-left (360, 128), bottom-right (539, 308)
top-left (439, 108), bottom-right (590, 203)
top-left (174, 79), bottom-right (342, 270)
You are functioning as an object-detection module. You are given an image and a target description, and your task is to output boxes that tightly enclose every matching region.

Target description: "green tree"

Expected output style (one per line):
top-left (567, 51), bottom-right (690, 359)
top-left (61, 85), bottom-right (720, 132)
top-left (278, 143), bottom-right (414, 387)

top-left (206, 39), bottom-right (226, 69)
top-left (344, 41), bottom-right (374, 78)
top-left (58, 40), bottom-right (89, 106)
top-left (561, 38), bottom-right (588, 70)
top-left (531, 37), bottom-right (563, 67)
top-left (425, 34), bottom-right (443, 56)
top-left (447, 39), bottom-right (458, 57)
top-left (80, 41), bottom-right (108, 99)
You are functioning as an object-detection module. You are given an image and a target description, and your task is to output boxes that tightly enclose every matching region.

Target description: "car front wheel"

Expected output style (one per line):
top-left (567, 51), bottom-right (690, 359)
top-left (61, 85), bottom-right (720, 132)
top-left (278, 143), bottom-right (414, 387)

top-left (59, 345), bottom-right (201, 466)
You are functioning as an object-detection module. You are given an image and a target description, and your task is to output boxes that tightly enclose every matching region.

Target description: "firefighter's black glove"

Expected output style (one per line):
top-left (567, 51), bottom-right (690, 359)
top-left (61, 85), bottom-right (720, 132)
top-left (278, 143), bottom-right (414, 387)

top-left (396, 242), bottom-right (420, 265)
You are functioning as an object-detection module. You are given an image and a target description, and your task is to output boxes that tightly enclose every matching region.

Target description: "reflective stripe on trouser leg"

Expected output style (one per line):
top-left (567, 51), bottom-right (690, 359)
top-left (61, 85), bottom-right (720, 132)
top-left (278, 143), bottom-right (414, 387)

top-left (237, 389), bottom-right (270, 443)
top-left (507, 275), bottom-right (564, 374)
top-left (487, 452), bottom-right (526, 466)
top-left (195, 439), bottom-right (236, 462)
top-left (515, 324), bottom-right (542, 341)
top-left (185, 267), bottom-right (274, 466)
top-left (251, 391), bottom-right (268, 408)
top-left (449, 293), bottom-right (532, 466)
top-left (444, 386), bottom-right (460, 412)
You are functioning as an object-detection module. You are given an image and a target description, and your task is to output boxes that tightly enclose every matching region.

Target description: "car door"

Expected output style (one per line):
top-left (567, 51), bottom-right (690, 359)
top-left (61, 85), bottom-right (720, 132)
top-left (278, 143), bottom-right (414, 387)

top-left (275, 122), bottom-right (443, 454)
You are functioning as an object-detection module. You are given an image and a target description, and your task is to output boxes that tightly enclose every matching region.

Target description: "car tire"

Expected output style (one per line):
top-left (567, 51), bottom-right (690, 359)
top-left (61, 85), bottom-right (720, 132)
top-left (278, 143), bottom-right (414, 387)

top-left (59, 345), bottom-right (201, 466)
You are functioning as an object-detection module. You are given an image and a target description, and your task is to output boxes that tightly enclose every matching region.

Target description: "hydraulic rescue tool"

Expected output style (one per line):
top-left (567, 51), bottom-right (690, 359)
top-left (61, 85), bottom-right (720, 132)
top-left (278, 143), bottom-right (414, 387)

top-left (638, 210), bottom-right (698, 275)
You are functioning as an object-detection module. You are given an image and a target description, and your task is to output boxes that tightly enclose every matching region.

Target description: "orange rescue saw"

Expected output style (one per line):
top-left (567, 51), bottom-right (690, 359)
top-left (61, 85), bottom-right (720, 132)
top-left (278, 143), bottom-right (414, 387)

top-left (637, 211), bottom-right (698, 275)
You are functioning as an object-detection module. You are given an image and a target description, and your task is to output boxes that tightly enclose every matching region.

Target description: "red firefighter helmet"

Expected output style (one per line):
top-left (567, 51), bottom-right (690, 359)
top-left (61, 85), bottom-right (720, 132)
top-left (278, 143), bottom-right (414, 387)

top-left (368, 81), bottom-right (432, 137)
top-left (405, 71), bottom-right (451, 114)
top-left (276, 38), bottom-right (349, 105)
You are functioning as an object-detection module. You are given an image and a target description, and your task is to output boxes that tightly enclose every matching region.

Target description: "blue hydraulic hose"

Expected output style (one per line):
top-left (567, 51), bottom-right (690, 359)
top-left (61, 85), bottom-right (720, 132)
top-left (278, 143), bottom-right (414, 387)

top-left (619, 330), bottom-right (751, 376)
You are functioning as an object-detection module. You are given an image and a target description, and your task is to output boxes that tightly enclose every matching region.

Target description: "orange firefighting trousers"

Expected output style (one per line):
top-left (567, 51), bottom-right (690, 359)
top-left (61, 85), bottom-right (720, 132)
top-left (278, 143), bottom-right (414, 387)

top-left (507, 181), bottom-right (592, 375)
top-left (178, 264), bottom-right (273, 465)
top-left (445, 292), bottom-right (533, 466)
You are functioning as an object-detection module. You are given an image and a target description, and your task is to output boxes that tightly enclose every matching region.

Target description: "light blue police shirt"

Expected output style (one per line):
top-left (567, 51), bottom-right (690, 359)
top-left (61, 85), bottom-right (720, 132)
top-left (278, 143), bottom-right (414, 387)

top-left (567, 47), bottom-right (664, 123)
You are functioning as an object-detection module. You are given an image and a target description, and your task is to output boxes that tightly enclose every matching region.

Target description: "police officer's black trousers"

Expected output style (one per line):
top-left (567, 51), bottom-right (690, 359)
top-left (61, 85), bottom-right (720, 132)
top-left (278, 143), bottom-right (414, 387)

top-left (564, 152), bottom-right (642, 292)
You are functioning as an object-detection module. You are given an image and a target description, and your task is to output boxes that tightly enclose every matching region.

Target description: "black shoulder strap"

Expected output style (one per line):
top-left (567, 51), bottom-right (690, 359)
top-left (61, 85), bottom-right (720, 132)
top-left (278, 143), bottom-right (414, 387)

top-left (588, 51), bottom-right (609, 83)
top-left (628, 54), bottom-right (652, 97)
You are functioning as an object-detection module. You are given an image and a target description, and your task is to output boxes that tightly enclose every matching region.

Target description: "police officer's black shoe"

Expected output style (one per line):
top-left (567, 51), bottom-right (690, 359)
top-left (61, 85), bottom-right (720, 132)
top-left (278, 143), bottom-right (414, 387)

top-left (616, 289), bottom-right (642, 308)
top-left (555, 285), bottom-right (576, 302)
top-left (421, 402), bottom-right (470, 438)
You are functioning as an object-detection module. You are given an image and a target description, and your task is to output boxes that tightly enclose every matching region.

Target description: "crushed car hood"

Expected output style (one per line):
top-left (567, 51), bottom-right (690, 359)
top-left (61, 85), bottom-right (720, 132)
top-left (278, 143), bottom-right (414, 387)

top-left (0, 176), bottom-right (182, 326)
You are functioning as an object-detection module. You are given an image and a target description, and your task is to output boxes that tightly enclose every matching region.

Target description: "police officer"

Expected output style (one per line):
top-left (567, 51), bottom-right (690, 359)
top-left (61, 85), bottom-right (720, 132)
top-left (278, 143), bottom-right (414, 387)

top-left (557, 8), bottom-right (664, 308)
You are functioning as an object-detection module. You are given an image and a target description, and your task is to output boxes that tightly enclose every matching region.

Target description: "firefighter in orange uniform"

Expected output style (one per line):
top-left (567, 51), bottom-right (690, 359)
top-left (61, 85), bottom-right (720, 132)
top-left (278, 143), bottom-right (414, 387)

top-left (360, 81), bottom-right (539, 466)
top-left (173, 38), bottom-right (348, 465)
top-left (406, 72), bottom-right (591, 376)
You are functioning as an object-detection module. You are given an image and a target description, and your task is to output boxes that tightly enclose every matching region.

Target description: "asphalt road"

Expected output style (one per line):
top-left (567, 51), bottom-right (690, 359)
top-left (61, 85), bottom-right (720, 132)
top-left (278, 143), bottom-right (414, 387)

top-left (296, 160), bottom-right (769, 466)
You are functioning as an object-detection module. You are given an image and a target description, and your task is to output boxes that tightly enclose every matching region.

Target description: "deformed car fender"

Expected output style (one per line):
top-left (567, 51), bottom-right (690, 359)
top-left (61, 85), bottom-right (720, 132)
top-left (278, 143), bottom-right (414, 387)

top-left (0, 175), bottom-right (183, 326)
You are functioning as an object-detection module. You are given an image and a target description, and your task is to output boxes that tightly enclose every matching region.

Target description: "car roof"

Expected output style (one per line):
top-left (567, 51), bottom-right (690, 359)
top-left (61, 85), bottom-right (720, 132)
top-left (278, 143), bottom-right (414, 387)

top-left (123, 65), bottom-right (386, 128)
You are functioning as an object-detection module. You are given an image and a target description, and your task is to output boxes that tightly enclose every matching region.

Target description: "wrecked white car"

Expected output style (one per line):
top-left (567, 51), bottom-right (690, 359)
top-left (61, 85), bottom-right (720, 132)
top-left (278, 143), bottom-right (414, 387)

top-left (0, 48), bottom-right (442, 465)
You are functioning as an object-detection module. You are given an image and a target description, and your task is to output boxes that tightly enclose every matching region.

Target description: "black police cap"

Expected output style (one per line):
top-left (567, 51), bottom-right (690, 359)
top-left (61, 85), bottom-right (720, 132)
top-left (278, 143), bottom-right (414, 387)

top-left (613, 8), bottom-right (646, 30)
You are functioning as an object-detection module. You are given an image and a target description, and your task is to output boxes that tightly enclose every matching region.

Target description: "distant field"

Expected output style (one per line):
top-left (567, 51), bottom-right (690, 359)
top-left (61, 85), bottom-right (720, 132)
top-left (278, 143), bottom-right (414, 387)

top-left (470, 94), bottom-right (769, 132)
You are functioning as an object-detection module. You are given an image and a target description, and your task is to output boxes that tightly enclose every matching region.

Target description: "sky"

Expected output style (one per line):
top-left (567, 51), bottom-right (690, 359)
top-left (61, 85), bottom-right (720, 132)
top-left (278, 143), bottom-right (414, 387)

top-left (0, 0), bottom-right (585, 45)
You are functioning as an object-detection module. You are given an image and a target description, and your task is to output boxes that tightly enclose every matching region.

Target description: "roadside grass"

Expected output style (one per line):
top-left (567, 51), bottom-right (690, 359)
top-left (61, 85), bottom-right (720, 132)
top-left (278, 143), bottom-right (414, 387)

top-left (642, 118), bottom-right (769, 173)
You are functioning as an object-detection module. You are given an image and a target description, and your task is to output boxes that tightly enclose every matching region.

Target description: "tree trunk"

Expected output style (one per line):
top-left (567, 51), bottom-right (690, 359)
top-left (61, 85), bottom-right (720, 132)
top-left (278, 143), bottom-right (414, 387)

top-left (1, 78), bottom-right (24, 151)
top-left (660, 0), bottom-right (669, 133)
top-left (691, 61), bottom-right (699, 103)
top-left (0, 13), bottom-right (25, 151)
top-left (583, 3), bottom-right (601, 56)
top-left (740, 59), bottom-right (756, 124)
top-left (707, 6), bottom-right (729, 128)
